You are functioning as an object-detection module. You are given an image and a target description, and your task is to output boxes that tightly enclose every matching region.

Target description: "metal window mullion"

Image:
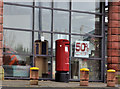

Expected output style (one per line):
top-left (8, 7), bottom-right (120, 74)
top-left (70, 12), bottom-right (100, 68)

top-left (3, 27), bottom-right (34, 32)
top-left (38, 2), bottom-right (42, 40)
top-left (51, 1), bottom-right (54, 79)
top-left (4, 2), bottom-right (103, 16)
top-left (3, 52), bottom-right (32, 56)
top-left (69, 79), bottom-right (103, 82)
top-left (4, 2), bottom-right (34, 8)
top-left (32, 1), bottom-right (35, 67)
top-left (101, 2), bottom-right (106, 83)
top-left (3, 27), bottom-right (103, 38)
top-left (71, 57), bottom-right (103, 60)
top-left (69, 1), bottom-right (72, 80)
top-left (34, 6), bottom-right (103, 16)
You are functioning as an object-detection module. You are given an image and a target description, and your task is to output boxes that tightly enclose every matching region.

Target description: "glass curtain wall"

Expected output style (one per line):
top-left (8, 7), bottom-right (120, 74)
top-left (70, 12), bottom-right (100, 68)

top-left (3, 0), bottom-right (105, 81)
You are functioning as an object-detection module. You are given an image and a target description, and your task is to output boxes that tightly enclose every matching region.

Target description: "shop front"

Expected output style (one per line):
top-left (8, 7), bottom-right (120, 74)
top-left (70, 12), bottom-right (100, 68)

top-left (2, 0), bottom-right (106, 82)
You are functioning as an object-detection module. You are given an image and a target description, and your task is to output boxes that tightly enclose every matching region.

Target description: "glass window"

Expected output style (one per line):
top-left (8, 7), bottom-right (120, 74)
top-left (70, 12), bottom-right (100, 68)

top-left (34, 56), bottom-right (51, 78)
top-left (72, 1), bottom-right (100, 13)
top-left (71, 13), bottom-right (101, 35)
top-left (53, 34), bottom-right (69, 56)
top-left (53, 10), bottom-right (69, 33)
top-left (71, 35), bottom-right (101, 58)
top-left (34, 32), bottom-right (51, 55)
top-left (35, 1), bottom-right (52, 7)
top-left (3, 54), bottom-right (31, 77)
top-left (3, 5), bottom-right (32, 29)
top-left (35, 9), bottom-right (51, 31)
top-left (71, 58), bottom-right (101, 81)
top-left (3, 30), bottom-right (32, 54)
top-left (53, 0), bottom-right (69, 9)
top-left (3, 0), bottom-right (104, 81)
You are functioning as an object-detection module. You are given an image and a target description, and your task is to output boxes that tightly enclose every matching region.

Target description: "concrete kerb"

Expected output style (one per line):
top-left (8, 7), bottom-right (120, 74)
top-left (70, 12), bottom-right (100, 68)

top-left (1, 87), bottom-right (120, 89)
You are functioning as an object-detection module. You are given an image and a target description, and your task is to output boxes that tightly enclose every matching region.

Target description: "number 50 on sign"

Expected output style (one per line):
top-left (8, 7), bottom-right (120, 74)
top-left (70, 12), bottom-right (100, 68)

top-left (74, 41), bottom-right (89, 58)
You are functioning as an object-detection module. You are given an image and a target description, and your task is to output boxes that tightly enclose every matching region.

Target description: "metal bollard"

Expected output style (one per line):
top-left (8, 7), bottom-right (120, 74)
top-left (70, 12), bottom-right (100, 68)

top-left (30, 67), bottom-right (39, 85)
top-left (80, 68), bottom-right (89, 86)
top-left (107, 69), bottom-right (116, 87)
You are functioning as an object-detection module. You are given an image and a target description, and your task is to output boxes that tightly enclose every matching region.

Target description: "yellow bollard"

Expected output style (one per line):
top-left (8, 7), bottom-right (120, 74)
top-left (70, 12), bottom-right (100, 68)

top-left (80, 68), bottom-right (89, 86)
top-left (30, 67), bottom-right (39, 85)
top-left (0, 66), bottom-right (4, 80)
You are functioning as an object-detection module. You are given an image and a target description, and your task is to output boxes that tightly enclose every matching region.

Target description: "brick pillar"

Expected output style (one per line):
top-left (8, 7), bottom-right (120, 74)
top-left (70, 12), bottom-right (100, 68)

top-left (0, 0), bottom-right (3, 66)
top-left (107, 1), bottom-right (120, 83)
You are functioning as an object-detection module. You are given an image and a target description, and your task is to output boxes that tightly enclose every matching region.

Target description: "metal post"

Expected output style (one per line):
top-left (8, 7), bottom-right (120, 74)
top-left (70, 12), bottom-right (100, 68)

top-left (69, 1), bottom-right (72, 80)
top-left (32, 1), bottom-right (35, 67)
top-left (51, 1), bottom-right (54, 79)
top-left (101, 2), bottom-right (106, 83)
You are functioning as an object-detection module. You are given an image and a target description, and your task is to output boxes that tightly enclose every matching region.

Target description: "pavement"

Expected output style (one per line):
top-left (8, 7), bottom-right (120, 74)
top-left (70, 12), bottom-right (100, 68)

top-left (0, 80), bottom-right (120, 89)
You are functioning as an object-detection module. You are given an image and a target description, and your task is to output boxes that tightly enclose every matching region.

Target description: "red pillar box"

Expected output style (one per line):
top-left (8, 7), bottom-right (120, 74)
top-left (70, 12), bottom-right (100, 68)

top-left (107, 69), bottom-right (116, 87)
top-left (30, 67), bottom-right (39, 85)
top-left (80, 68), bottom-right (89, 86)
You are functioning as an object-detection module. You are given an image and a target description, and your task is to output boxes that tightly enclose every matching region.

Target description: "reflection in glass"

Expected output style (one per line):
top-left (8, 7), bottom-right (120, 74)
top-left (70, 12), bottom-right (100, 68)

top-left (53, 10), bottom-right (69, 33)
top-left (53, 34), bottom-right (69, 56)
top-left (71, 59), bottom-right (79, 79)
top-left (71, 59), bottom-right (101, 80)
top-left (34, 56), bottom-right (51, 78)
top-left (3, 30), bottom-right (32, 54)
top-left (72, 1), bottom-right (100, 13)
top-left (71, 13), bottom-right (100, 35)
top-left (3, 5), bottom-right (32, 29)
top-left (71, 35), bottom-right (101, 58)
top-left (34, 32), bottom-right (51, 55)
top-left (35, 9), bottom-right (51, 31)
top-left (54, 0), bottom-right (69, 9)
top-left (52, 57), bottom-right (56, 79)
top-left (3, 54), bottom-right (31, 77)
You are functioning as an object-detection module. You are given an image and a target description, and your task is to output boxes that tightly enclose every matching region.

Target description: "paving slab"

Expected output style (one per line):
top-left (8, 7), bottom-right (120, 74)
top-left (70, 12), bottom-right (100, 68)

top-left (1, 80), bottom-right (120, 89)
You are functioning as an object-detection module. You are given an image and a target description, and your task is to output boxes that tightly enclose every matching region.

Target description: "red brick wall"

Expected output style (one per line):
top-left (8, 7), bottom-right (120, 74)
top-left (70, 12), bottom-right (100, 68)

top-left (0, 0), bottom-right (3, 66)
top-left (108, 1), bottom-right (120, 82)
